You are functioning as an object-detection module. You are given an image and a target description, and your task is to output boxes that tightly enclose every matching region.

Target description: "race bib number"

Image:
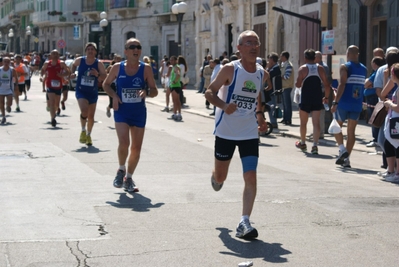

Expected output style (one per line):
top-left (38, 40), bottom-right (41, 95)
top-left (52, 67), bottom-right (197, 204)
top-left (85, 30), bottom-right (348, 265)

top-left (122, 88), bottom-right (142, 103)
top-left (81, 76), bottom-right (95, 87)
top-left (231, 94), bottom-right (256, 114)
top-left (51, 80), bottom-right (60, 87)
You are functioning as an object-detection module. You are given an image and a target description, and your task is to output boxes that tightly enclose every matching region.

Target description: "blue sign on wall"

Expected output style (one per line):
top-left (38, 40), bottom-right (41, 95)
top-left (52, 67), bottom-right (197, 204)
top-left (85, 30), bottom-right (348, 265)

top-left (73, 25), bottom-right (81, 40)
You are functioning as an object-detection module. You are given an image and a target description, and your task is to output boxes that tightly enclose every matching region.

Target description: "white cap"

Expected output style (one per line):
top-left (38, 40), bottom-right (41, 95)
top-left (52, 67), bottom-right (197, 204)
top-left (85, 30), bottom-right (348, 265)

top-left (256, 57), bottom-right (262, 64)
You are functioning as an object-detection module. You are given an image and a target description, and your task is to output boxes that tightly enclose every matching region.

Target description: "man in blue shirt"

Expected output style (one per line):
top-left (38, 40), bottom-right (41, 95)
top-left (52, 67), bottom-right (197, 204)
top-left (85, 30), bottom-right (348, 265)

top-left (331, 45), bottom-right (367, 168)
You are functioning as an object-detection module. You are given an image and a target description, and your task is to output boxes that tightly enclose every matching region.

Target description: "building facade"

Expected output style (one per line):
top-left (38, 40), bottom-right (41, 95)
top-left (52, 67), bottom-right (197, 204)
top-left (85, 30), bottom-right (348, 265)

top-left (0, 0), bottom-right (84, 55)
top-left (79, 0), bottom-right (196, 82)
top-left (1, 0), bottom-right (398, 85)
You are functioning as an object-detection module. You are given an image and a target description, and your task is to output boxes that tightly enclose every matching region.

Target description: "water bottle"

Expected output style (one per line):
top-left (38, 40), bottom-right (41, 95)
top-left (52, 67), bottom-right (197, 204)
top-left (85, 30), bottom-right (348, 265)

top-left (324, 103), bottom-right (330, 111)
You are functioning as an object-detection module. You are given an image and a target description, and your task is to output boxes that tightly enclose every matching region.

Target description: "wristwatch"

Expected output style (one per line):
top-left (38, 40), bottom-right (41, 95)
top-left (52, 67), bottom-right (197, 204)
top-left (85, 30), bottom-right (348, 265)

top-left (332, 101), bottom-right (338, 106)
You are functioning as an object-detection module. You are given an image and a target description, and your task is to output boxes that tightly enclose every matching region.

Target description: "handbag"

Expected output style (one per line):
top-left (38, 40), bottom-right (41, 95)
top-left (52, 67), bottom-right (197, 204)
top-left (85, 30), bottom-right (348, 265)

top-left (273, 106), bottom-right (283, 119)
top-left (389, 116), bottom-right (399, 139)
top-left (368, 101), bottom-right (387, 128)
top-left (182, 73), bottom-right (189, 85)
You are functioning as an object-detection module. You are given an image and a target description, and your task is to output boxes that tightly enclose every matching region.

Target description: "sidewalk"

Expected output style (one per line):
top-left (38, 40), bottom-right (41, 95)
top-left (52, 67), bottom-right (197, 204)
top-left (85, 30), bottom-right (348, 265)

top-left (147, 87), bottom-right (380, 154)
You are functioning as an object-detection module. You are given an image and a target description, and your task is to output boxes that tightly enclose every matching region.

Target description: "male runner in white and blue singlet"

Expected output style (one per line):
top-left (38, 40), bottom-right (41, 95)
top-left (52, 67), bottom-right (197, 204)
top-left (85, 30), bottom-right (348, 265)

top-left (205, 30), bottom-right (271, 239)
top-left (103, 38), bottom-right (158, 193)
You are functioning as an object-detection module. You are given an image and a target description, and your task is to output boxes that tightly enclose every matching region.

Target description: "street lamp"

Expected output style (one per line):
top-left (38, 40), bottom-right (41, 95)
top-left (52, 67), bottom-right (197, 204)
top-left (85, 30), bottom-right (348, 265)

top-left (171, 0), bottom-right (188, 56)
top-left (26, 26), bottom-right (31, 53)
top-left (99, 11), bottom-right (108, 59)
top-left (8, 29), bottom-right (14, 53)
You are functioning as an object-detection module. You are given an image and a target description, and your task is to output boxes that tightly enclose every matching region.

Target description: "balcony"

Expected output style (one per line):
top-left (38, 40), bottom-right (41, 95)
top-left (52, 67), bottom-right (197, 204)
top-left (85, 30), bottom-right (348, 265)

top-left (57, 12), bottom-right (84, 24)
top-left (31, 11), bottom-right (51, 26)
top-left (110, 0), bottom-right (138, 16)
top-left (15, 0), bottom-right (35, 14)
top-left (0, 16), bottom-right (12, 29)
top-left (82, 0), bottom-right (105, 20)
top-left (8, 10), bottom-right (21, 23)
top-left (32, 11), bottom-right (84, 26)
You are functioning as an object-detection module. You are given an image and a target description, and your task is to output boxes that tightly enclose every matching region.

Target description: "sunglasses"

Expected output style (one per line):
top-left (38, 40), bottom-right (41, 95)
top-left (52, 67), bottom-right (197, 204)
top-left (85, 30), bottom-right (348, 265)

top-left (126, 44), bottom-right (142, 50)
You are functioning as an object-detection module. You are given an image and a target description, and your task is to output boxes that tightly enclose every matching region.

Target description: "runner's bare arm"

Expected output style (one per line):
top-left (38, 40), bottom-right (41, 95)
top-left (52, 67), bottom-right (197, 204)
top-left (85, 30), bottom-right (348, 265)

top-left (144, 65), bottom-right (158, 98)
top-left (70, 57), bottom-right (81, 78)
top-left (205, 64), bottom-right (236, 114)
top-left (263, 70), bottom-right (272, 91)
top-left (40, 62), bottom-right (48, 80)
top-left (97, 61), bottom-right (107, 81)
top-left (103, 63), bottom-right (120, 99)
top-left (318, 65), bottom-right (331, 100)
top-left (60, 62), bottom-right (71, 77)
top-left (295, 66), bottom-right (305, 88)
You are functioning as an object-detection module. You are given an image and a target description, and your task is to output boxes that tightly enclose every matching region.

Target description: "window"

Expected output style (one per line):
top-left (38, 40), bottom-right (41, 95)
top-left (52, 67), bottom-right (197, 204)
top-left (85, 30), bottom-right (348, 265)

top-left (372, 0), bottom-right (387, 18)
top-left (126, 31), bottom-right (136, 40)
top-left (164, 0), bottom-right (176, 13)
top-left (255, 2), bottom-right (266, 16)
top-left (303, 0), bottom-right (317, 5)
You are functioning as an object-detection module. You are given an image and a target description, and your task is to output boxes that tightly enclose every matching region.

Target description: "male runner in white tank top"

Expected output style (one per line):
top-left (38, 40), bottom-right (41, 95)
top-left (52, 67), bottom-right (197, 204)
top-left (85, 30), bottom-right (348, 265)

top-left (0, 57), bottom-right (17, 124)
top-left (205, 30), bottom-right (272, 239)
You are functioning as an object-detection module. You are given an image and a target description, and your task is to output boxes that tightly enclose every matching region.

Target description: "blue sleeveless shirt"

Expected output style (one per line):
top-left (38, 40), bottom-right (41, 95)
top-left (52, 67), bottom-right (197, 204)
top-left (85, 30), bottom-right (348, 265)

top-left (339, 61), bottom-right (367, 112)
top-left (115, 61), bottom-right (146, 115)
top-left (76, 56), bottom-right (99, 91)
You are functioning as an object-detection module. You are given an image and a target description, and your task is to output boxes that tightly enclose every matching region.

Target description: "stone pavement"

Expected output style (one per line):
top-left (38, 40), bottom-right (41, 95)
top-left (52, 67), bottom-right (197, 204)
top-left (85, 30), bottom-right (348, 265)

top-left (147, 87), bottom-right (380, 154)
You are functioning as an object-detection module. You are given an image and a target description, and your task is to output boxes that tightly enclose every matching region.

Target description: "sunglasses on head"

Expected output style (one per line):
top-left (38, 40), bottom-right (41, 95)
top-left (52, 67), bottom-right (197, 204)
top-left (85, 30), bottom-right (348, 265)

top-left (126, 44), bottom-right (142, 50)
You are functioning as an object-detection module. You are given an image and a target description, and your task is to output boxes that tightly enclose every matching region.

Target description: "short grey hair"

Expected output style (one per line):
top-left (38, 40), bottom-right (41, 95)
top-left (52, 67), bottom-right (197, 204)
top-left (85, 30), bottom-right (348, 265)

top-left (386, 46), bottom-right (399, 57)
top-left (237, 30), bottom-right (259, 46)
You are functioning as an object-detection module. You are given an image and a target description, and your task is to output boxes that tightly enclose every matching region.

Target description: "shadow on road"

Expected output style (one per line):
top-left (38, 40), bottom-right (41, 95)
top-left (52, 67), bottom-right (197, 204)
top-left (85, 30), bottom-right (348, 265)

top-left (72, 146), bottom-right (110, 153)
top-left (106, 192), bottom-right (165, 212)
top-left (336, 166), bottom-right (378, 175)
top-left (304, 153), bottom-right (334, 159)
top-left (216, 227), bottom-right (291, 263)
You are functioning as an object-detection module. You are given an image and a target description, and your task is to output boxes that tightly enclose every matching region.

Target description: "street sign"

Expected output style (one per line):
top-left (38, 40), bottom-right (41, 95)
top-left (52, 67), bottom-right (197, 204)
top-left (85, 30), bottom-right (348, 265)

top-left (321, 30), bottom-right (334, 55)
top-left (34, 37), bottom-right (39, 43)
top-left (57, 39), bottom-right (66, 49)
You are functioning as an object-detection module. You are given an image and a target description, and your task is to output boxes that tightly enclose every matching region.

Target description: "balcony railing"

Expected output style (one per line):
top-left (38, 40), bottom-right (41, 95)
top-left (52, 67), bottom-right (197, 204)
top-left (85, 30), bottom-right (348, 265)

top-left (110, 0), bottom-right (136, 9)
top-left (15, 1), bottom-right (35, 14)
top-left (82, 0), bottom-right (105, 13)
top-left (32, 11), bottom-right (83, 24)
top-left (31, 11), bottom-right (50, 24)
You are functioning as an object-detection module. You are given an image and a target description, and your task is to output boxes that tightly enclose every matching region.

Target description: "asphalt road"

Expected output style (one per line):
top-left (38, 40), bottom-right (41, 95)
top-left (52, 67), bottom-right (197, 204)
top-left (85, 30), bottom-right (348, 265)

top-left (0, 79), bottom-right (398, 267)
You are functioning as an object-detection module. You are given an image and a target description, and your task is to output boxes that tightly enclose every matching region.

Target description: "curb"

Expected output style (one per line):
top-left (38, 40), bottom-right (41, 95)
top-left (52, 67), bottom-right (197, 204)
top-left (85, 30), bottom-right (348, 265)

top-left (147, 95), bottom-right (377, 155)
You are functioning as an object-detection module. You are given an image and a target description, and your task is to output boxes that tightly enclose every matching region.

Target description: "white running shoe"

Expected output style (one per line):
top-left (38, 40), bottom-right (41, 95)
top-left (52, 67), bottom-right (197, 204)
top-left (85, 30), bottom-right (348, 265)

top-left (235, 219), bottom-right (258, 239)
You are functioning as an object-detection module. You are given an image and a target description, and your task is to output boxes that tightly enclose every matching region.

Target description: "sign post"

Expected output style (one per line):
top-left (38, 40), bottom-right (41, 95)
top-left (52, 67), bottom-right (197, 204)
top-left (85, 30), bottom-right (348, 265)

top-left (57, 39), bottom-right (66, 49)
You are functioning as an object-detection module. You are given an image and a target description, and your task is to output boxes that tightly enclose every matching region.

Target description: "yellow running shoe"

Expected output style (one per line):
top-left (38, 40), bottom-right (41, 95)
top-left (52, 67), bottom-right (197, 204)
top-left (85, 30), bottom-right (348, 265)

top-left (79, 131), bottom-right (87, 144)
top-left (86, 135), bottom-right (92, 146)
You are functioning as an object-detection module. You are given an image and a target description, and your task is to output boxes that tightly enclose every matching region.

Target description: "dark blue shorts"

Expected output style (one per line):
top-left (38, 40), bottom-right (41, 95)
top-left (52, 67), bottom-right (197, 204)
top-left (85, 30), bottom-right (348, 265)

top-left (75, 89), bottom-right (98, 104)
top-left (46, 88), bottom-right (62, 96)
top-left (114, 109), bottom-right (147, 128)
top-left (334, 107), bottom-right (361, 121)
